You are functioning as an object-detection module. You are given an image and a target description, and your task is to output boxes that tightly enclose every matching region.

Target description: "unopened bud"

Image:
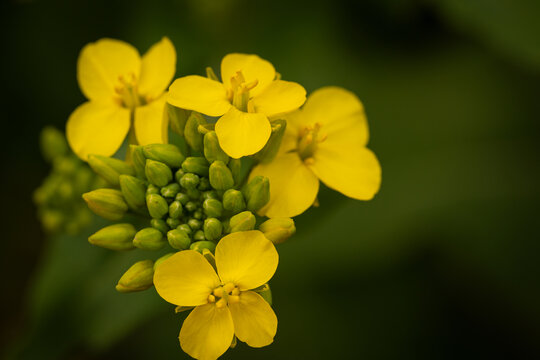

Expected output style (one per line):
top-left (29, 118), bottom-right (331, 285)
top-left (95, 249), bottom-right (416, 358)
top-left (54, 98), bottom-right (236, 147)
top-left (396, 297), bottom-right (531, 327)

top-left (229, 211), bottom-right (256, 232)
top-left (154, 252), bottom-right (175, 270)
top-left (182, 157), bottom-right (209, 177)
top-left (167, 103), bottom-right (190, 136)
top-left (193, 230), bottom-right (206, 241)
top-left (167, 229), bottom-right (191, 250)
top-left (175, 192), bottom-right (189, 205)
top-left (202, 190), bottom-right (219, 201)
top-left (204, 131), bottom-right (229, 164)
top-left (228, 158), bottom-right (245, 186)
top-left (169, 200), bottom-right (183, 219)
top-left (177, 224), bottom-right (192, 235)
top-left (254, 283), bottom-right (273, 305)
top-left (145, 159), bottom-right (173, 187)
top-left (133, 227), bottom-right (165, 250)
top-left (209, 161), bottom-right (234, 190)
top-left (40, 126), bottom-right (68, 162)
top-left (185, 201), bottom-right (198, 212)
top-left (243, 176), bottom-right (270, 212)
top-left (203, 198), bottom-right (223, 218)
top-left (146, 184), bottom-right (160, 195)
top-left (184, 112), bottom-right (207, 152)
top-left (222, 189), bottom-right (246, 214)
top-left (116, 260), bottom-right (154, 293)
top-left (186, 188), bottom-right (201, 200)
top-left (254, 119), bottom-right (287, 164)
top-left (119, 175), bottom-right (147, 210)
top-left (190, 240), bottom-right (216, 253)
top-left (151, 218), bottom-right (169, 234)
top-left (204, 218), bottom-right (223, 241)
top-left (161, 183), bottom-right (181, 198)
top-left (198, 177), bottom-right (210, 191)
top-left (88, 155), bottom-right (134, 186)
top-left (180, 173), bottom-right (200, 189)
top-left (88, 223), bottom-right (136, 251)
top-left (193, 209), bottom-right (203, 219)
top-left (146, 194), bottom-right (169, 219)
top-left (188, 218), bottom-right (202, 231)
top-left (143, 144), bottom-right (185, 168)
top-left (83, 189), bottom-right (128, 221)
top-left (259, 217), bottom-right (296, 244)
top-left (166, 217), bottom-right (181, 229)
top-left (175, 168), bottom-right (185, 182)
top-left (130, 145), bottom-right (147, 178)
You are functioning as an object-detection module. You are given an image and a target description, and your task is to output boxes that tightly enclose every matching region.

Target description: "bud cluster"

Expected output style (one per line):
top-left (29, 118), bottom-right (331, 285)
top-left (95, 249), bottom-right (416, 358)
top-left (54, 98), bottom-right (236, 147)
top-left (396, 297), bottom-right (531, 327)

top-left (83, 111), bottom-right (296, 293)
top-left (34, 127), bottom-right (103, 234)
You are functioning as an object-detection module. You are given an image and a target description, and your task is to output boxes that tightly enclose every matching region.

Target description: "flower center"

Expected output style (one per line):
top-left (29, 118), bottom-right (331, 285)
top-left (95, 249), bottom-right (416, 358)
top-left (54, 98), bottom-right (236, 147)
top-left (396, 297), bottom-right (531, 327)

top-left (297, 122), bottom-right (326, 160)
top-left (208, 282), bottom-right (240, 308)
top-left (115, 73), bottom-right (145, 109)
top-left (227, 71), bottom-right (258, 112)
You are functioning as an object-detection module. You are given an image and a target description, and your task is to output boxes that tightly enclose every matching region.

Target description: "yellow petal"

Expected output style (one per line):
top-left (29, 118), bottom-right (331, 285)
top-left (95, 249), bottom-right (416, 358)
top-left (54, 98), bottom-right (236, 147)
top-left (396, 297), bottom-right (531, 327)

top-left (66, 102), bottom-right (130, 160)
top-left (221, 53), bottom-right (275, 96)
top-left (251, 80), bottom-right (306, 117)
top-left (134, 95), bottom-right (168, 145)
top-left (167, 75), bottom-right (231, 116)
top-left (215, 231), bottom-right (278, 291)
top-left (215, 107), bottom-right (271, 159)
top-left (229, 291), bottom-right (277, 348)
top-left (251, 153), bottom-right (319, 218)
top-left (180, 304), bottom-right (234, 360)
top-left (297, 86), bottom-right (369, 146)
top-left (311, 144), bottom-right (381, 200)
top-left (154, 250), bottom-right (220, 307)
top-left (77, 38), bottom-right (141, 101)
top-left (138, 37), bottom-right (177, 101)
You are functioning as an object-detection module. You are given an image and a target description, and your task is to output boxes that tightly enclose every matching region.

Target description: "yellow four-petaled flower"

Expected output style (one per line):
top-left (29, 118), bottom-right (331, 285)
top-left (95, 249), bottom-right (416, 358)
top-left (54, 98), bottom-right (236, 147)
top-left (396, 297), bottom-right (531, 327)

top-left (154, 230), bottom-right (278, 360)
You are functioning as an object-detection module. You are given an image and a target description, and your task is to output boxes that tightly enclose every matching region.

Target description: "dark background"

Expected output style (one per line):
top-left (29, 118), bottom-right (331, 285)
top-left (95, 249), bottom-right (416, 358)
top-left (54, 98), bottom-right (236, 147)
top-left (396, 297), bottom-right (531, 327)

top-left (2, 0), bottom-right (540, 359)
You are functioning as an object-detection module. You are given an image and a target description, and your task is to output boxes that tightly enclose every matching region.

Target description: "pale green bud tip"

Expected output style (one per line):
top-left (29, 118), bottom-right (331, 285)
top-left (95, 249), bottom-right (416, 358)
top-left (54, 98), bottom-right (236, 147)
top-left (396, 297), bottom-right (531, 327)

top-left (40, 126), bottom-right (68, 162)
top-left (88, 155), bottom-right (134, 186)
top-left (116, 260), bottom-right (154, 293)
top-left (88, 223), bottom-right (136, 251)
top-left (243, 176), bottom-right (270, 212)
top-left (203, 198), bottom-right (223, 218)
top-left (204, 131), bottom-right (229, 164)
top-left (82, 189), bottom-right (128, 221)
top-left (119, 175), bottom-right (147, 210)
top-left (229, 211), bottom-right (256, 232)
top-left (161, 183), bottom-right (181, 198)
top-left (182, 157), bottom-right (209, 177)
top-left (222, 189), bottom-right (246, 214)
top-left (146, 194), bottom-right (169, 219)
top-left (143, 144), bottom-right (185, 168)
top-left (169, 200), bottom-right (183, 219)
top-left (133, 227), bottom-right (166, 251)
top-left (259, 217), bottom-right (296, 244)
top-left (190, 241), bottom-right (216, 253)
top-left (151, 218), bottom-right (169, 234)
top-left (209, 160), bottom-right (234, 190)
top-left (145, 159), bottom-right (173, 187)
top-left (167, 229), bottom-right (191, 250)
top-left (203, 218), bottom-right (223, 241)
top-left (180, 173), bottom-right (200, 189)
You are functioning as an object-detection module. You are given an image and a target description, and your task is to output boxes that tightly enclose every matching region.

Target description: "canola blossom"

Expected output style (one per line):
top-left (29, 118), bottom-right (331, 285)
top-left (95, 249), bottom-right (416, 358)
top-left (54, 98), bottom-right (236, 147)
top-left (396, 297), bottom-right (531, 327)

top-left (154, 231), bottom-right (278, 360)
top-left (251, 87), bottom-right (382, 218)
top-left (67, 37), bottom-right (176, 160)
top-left (167, 53), bottom-right (306, 159)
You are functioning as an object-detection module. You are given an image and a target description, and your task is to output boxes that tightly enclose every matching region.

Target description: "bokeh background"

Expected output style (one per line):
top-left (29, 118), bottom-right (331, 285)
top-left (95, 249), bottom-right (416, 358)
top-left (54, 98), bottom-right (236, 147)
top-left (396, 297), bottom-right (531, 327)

top-left (2, 0), bottom-right (540, 359)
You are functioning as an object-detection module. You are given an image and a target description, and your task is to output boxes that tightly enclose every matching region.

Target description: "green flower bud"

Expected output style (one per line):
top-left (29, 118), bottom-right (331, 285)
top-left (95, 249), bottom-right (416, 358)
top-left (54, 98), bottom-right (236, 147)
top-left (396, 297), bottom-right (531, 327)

top-left (130, 145), bottom-right (147, 178)
top-left (174, 168), bottom-right (185, 182)
top-left (185, 201), bottom-right (199, 212)
top-left (180, 173), bottom-right (200, 189)
top-left (169, 200), bottom-right (183, 219)
top-left (88, 155), bottom-right (134, 186)
top-left (88, 223), bottom-right (136, 251)
top-left (259, 217), bottom-right (296, 244)
top-left (133, 227), bottom-right (165, 250)
top-left (184, 112), bottom-right (207, 152)
top-left (242, 176), bottom-right (270, 212)
top-left (167, 229), bottom-right (191, 250)
top-left (182, 157), bottom-right (209, 177)
top-left (177, 224), bottom-right (192, 235)
top-left (167, 103), bottom-right (190, 136)
top-left (203, 131), bottom-right (229, 164)
top-left (229, 211), bottom-right (256, 232)
top-left (154, 252), bottom-right (175, 270)
top-left (40, 126), bottom-right (68, 162)
top-left (146, 194), bottom-right (169, 219)
top-left (202, 190), bottom-right (219, 201)
top-left (203, 218), bottom-right (222, 241)
top-left (119, 175), bottom-right (147, 210)
top-left (186, 188), bottom-right (201, 200)
top-left (166, 217), bottom-right (181, 229)
top-left (145, 159), bottom-right (173, 187)
top-left (203, 198), bottom-right (223, 218)
top-left (83, 189), bottom-right (128, 221)
top-left (151, 218), bottom-right (169, 234)
top-left (161, 183), bottom-right (181, 198)
top-left (175, 192), bottom-right (190, 205)
top-left (254, 120), bottom-right (287, 164)
top-left (209, 161), bottom-right (234, 190)
top-left (116, 260), bottom-right (154, 293)
top-left (143, 144), bottom-right (185, 168)
top-left (193, 230), bottom-right (206, 241)
top-left (194, 209), bottom-right (203, 219)
top-left (188, 218), bottom-right (202, 231)
top-left (222, 218), bottom-right (231, 234)
top-left (190, 241), bottom-right (216, 253)
top-left (222, 189), bottom-right (246, 214)
top-left (146, 184), bottom-right (160, 195)
top-left (228, 158), bottom-right (246, 186)
top-left (254, 283), bottom-right (273, 305)
top-left (53, 156), bottom-right (81, 175)
top-left (40, 209), bottom-right (64, 233)
top-left (198, 177), bottom-right (210, 191)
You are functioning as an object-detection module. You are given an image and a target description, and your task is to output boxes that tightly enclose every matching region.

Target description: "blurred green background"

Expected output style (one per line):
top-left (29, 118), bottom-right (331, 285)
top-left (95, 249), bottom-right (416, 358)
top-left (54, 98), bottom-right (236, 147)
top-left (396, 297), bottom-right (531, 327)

top-left (2, 0), bottom-right (540, 359)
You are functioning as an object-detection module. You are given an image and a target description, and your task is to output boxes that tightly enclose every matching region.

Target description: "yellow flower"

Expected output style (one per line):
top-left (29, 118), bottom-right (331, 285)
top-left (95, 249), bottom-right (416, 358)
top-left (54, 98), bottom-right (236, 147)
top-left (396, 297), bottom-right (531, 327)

top-left (251, 87), bottom-right (382, 218)
top-left (154, 230), bottom-right (278, 360)
top-left (67, 37), bottom-right (176, 160)
top-left (167, 53), bottom-right (306, 159)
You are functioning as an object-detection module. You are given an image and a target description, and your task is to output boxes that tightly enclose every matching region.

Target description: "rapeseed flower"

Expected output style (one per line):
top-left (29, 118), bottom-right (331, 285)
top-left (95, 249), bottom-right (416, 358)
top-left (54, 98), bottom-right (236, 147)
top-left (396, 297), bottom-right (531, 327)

top-left (67, 37), bottom-right (176, 160)
top-left (154, 230), bottom-right (278, 360)
top-left (251, 87), bottom-right (381, 218)
top-left (167, 53), bottom-right (306, 159)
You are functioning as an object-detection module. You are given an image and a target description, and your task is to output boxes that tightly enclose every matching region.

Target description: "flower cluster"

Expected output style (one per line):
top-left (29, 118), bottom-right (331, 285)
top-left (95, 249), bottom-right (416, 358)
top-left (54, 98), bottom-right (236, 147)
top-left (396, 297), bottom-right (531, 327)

top-left (38, 37), bottom-right (382, 360)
